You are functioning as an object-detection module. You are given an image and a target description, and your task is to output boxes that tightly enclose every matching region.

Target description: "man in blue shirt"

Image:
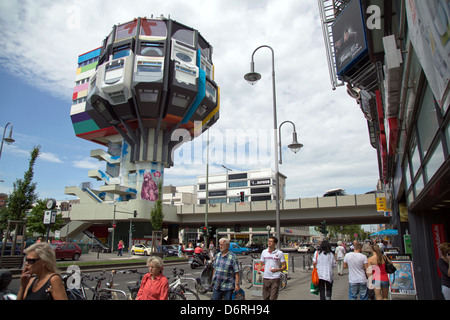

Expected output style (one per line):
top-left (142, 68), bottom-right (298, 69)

top-left (211, 238), bottom-right (240, 300)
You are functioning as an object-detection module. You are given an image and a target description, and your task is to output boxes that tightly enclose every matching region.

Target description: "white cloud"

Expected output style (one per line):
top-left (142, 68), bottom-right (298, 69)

top-left (0, 0), bottom-right (380, 200)
top-left (39, 152), bottom-right (64, 164)
top-left (72, 157), bottom-right (103, 170)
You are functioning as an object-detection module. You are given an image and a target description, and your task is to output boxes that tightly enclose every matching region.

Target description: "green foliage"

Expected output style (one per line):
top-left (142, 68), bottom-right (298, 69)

top-left (0, 146), bottom-right (40, 229)
top-left (26, 199), bottom-right (64, 237)
top-left (150, 182), bottom-right (164, 231)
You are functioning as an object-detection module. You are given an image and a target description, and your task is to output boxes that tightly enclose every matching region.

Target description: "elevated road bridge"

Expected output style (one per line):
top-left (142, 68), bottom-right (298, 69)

top-left (63, 187), bottom-right (389, 239)
top-left (175, 193), bottom-right (388, 228)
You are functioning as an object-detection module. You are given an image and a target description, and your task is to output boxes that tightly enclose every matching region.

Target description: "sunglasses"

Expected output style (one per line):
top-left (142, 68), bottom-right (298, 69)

top-left (25, 258), bottom-right (41, 265)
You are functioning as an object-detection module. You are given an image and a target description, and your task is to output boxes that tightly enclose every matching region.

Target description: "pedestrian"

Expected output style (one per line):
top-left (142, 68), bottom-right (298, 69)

top-left (335, 241), bottom-right (346, 276)
top-left (117, 240), bottom-right (124, 256)
top-left (209, 240), bottom-right (216, 255)
top-left (211, 238), bottom-right (240, 300)
top-left (257, 236), bottom-right (286, 300)
top-left (367, 245), bottom-right (390, 300)
top-left (178, 243), bottom-right (184, 257)
top-left (313, 240), bottom-right (336, 300)
top-left (437, 242), bottom-right (450, 300)
top-left (136, 256), bottom-right (169, 300)
top-left (343, 242), bottom-right (368, 300)
top-left (17, 243), bottom-right (68, 300)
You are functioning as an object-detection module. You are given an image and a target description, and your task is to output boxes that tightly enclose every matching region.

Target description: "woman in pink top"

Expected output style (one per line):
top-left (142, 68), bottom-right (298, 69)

top-left (367, 245), bottom-right (390, 300)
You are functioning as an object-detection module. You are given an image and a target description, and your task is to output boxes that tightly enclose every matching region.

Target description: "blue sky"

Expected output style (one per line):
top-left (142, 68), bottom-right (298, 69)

top-left (0, 0), bottom-right (380, 201)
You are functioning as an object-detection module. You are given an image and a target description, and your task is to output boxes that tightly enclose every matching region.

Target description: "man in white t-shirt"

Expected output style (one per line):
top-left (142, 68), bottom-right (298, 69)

top-left (257, 236), bottom-right (286, 300)
top-left (343, 242), bottom-right (368, 300)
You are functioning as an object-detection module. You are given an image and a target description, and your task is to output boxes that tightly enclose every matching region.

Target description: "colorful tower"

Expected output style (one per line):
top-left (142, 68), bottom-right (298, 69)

top-left (69, 17), bottom-right (220, 203)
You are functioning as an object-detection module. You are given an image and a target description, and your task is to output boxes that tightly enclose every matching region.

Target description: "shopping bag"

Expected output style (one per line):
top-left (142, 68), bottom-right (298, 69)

top-left (310, 282), bottom-right (319, 295)
top-left (311, 251), bottom-right (319, 285)
top-left (311, 267), bottom-right (319, 285)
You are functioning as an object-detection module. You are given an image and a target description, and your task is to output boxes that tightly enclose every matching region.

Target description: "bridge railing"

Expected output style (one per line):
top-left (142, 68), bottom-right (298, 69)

top-left (177, 193), bottom-right (377, 214)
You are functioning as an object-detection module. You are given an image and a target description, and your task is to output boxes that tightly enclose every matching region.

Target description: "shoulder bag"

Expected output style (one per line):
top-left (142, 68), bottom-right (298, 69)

top-left (383, 255), bottom-right (396, 274)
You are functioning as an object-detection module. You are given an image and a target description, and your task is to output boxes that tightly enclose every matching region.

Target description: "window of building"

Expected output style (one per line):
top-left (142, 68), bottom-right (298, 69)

top-left (446, 120), bottom-right (450, 155)
top-left (424, 141), bottom-right (445, 183)
top-left (410, 132), bottom-right (421, 177)
top-left (417, 84), bottom-right (439, 155)
top-left (229, 181), bottom-right (247, 188)
top-left (414, 173), bottom-right (424, 196)
top-left (403, 158), bottom-right (411, 191)
top-left (209, 198), bottom-right (227, 204)
top-left (251, 195), bottom-right (272, 202)
top-left (251, 187), bottom-right (270, 194)
top-left (228, 173), bottom-right (247, 180)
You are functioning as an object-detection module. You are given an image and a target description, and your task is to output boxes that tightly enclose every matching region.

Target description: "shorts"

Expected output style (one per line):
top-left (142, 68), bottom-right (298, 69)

top-left (373, 280), bottom-right (390, 289)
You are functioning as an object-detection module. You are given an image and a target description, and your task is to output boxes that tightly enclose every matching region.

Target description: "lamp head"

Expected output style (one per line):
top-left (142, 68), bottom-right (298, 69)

top-left (288, 132), bottom-right (303, 153)
top-left (244, 61), bottom-right (261, 85)
top-left (244, 72), bottom-right (261, 85)
top-left (3, 126), bottom-right (14, 145)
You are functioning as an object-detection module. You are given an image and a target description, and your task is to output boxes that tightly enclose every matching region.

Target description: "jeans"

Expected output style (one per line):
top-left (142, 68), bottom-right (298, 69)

top-left (212, 289), bottom-right (233, 300)
top-left (348, 283), bottom-right (368, 300)
top-left (336, 259), bottom-right (344, 275)
top-left (443, 285), bottom-right (450, 300)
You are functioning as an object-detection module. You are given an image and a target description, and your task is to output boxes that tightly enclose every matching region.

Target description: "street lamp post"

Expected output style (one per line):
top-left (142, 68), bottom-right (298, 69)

top-left (244, 45), bottom-right (281, 238)
top-left (0, 122), bottom-right (15, 160)
top-left (244, 46), bottom-right (302, 240)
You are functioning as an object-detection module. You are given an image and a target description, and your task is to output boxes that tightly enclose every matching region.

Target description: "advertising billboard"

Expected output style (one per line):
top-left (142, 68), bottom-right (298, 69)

top-left (332, 0), bottom-right (369, 77)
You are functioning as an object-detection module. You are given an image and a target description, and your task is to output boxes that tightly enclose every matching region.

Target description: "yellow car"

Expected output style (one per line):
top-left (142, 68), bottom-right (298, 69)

top-left (130, 244), bottom-right (152, 255)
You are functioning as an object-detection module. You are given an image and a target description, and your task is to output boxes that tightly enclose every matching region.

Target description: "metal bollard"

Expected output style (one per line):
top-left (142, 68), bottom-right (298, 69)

top-left (291, 255), bottom-right (295, 273)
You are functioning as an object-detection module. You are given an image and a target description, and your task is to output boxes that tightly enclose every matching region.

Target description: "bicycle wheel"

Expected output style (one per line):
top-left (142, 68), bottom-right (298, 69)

top-left (169, 291), bottom-right (185, 300)
top-left (244, 269), bottom-right (253, 289)
top-left (182, 287), bottom-right (200, 300)
top-left (279, 273), bottom-right (287, 291)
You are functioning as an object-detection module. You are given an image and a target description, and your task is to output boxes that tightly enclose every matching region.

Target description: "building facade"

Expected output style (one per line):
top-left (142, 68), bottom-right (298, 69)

top-left (197, 168), bottom-right (286, 204)
top-left (318, 0), bottom-right (449, 299)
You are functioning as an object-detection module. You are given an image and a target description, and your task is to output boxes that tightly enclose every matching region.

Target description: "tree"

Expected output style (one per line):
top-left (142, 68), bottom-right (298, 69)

top-left (150, 182), bottom-right (164, 231)
top-left (26, 199), bottom-right (64, 238)
top-left (0, 146), bottom-right (40, 249)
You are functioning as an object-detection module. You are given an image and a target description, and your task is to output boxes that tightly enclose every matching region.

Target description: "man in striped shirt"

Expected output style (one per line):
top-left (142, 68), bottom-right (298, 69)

top-left (211, 238), bottom-right (240, 300)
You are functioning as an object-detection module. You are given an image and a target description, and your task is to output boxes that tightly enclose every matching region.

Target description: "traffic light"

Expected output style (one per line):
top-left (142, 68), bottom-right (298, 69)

top-left (133, 210), bottom-right (137, 218)
top-left (208, 226), bottom-right (216, 238)
top-left (320, 220), bottom-right (328, 234)
top-left (201, 226), bottom-right (208, 237)
top-left (239, 191), bottom-right (245, 202)
top-left (131, 224), bottom-right (136, 233)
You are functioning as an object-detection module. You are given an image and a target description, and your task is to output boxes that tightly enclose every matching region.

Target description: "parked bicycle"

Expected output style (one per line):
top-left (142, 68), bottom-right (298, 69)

top-left (118, 269), bottom-right (147, 300)
top-left (168, 267), bottom-right (200, 300)
top-left (63, 271), bottom-right (127, 300)
top-left (241, 264), bottom-right (288, 291)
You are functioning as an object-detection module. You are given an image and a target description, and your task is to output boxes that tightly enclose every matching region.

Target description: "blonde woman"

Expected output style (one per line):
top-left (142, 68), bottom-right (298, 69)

top-left (17, 242), bottom-right (68, 300)
top-left (136, 256), bottom-right (169, 300)
top-left (367, 245), bottom-right (390, 300)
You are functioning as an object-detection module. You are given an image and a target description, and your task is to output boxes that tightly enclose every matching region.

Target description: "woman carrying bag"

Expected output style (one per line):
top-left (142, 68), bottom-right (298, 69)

top-left (312, 240), bottom-right (336, 300)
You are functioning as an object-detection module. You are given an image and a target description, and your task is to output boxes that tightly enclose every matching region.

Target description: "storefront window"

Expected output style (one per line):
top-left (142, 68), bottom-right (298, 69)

top-left (425, 141), bottom-right (445, 182)
top-left (417, 85), bottom-right (439, 155)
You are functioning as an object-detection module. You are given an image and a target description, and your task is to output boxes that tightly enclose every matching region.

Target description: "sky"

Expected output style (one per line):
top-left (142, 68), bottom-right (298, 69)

top-left (0, 0), bottom-right (380, 202)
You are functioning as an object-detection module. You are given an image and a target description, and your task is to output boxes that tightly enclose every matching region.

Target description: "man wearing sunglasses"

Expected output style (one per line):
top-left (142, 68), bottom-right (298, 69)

top-left (17, 243), bottom-right (68, 300)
